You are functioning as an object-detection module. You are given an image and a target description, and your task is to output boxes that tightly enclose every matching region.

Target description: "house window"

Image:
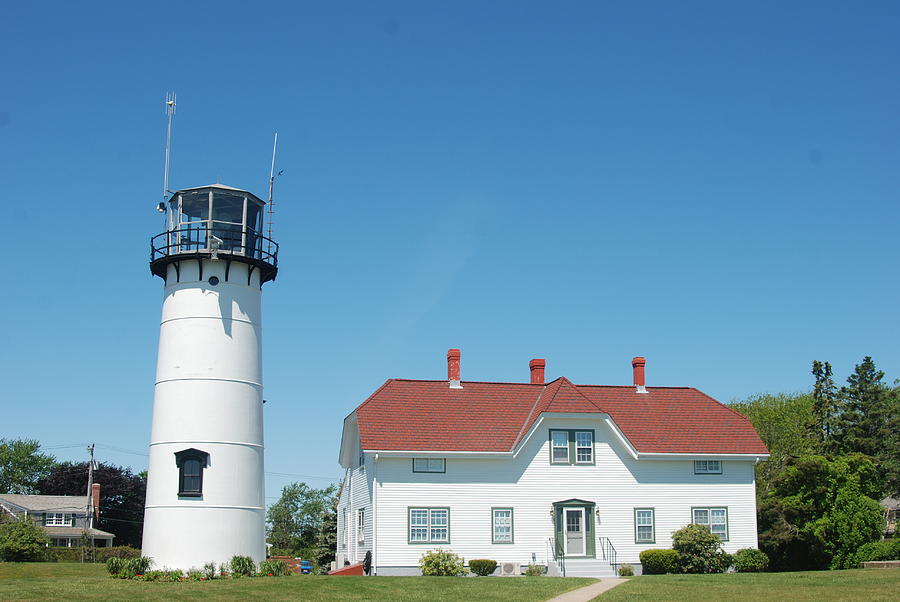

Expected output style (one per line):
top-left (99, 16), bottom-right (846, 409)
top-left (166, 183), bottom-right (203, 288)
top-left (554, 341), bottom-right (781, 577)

top-left (492, 508), bottom-right (513, 543)
top-left (45, 513), bottom-right (72, 526)
top-left (693, 507), bottom-right (728, 540)
top-left (550, 430), bottom-right (570, 464)
top-left (412, 458), bottom-right (446, 473)
top-left (694, 460), bottom-right (722, 474)
top-left (408, 508), bottom-right (450, 543)
top-left (357, 508), bottom-right (365, 543)
top-left (550, 430), bottom-right (596, 465)
top-left (575, 431), bottom-right (594, 463)
top-left (175, 448), bottom-right (210, 497)
top-left (634, 508), bottom-right (655, 543)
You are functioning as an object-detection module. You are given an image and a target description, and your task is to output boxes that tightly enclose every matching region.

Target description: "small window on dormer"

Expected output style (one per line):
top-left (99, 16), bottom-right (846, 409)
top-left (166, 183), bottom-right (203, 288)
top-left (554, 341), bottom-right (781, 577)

top-left (694, 460), bottom-right (722, 474)
top-left (175, 448), bottom-right (210, 497)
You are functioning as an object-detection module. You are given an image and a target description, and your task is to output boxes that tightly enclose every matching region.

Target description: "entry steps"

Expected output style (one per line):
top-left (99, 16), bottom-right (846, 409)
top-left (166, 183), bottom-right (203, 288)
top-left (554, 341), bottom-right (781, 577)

top-left (557, 558), bottom-right (618, 578)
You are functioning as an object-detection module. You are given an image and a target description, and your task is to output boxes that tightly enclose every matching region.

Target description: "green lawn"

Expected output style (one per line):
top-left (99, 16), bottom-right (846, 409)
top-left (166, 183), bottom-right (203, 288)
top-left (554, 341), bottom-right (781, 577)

top-left (0, 563), bottom-right (594, 601)
top-left (598, 568), bottom-right (900, 601)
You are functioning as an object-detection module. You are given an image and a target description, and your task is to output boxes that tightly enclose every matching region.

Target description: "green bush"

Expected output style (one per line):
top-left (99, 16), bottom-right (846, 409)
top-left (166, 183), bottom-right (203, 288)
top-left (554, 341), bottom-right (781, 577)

top-left (49, 545), bottom-right (141, 563)
top-left (202, 561), bottom-right (218, 579)
top-left (672, 524), bottom-right (730, 573)
top-left (468, 559), bottom-right (497, 576)
top-left (524, 563), bottom-right (544, 576)
top-left (0, 518), bottom-right (50, 561)
top-left (849, 540), bottom-right (900, 566)
top-left (419, 549), bottom-right (467, 576)
top-left (618, 563), bottom-right (634, 576)
top-left (259, 559), bottom-right (290, 576)
top-left (230, 555), bottom-right (256, 576)
top-left (106, 556), bottom-right (124, 575)
top-left (639, 549), bottom-right (679, 574)
top-left (733, 548), bottom-right (769, 572)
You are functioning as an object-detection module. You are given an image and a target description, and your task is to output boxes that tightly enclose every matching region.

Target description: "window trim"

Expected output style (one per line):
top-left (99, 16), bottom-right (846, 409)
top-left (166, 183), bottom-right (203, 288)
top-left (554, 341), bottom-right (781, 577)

top-left (549, 429), bottom-right (596, 466)
top-left (357, 508), bottom-right (365, 543)
top-left (575, 430), bottom-right (594, 464)
top-left (691, 506), bottom-right (729, 541)
top-left (407, 507), bottom-right (451, 544)
top-left (634, 508), bottom-right (655, 544)
top-left (45, 513), bottom-right (73, 527)
top-left (412, 458), bottom-right (446, 473)
top-left (694, 460), bottom-right (723, 474)
top-left (174, 448), bottom-right (210, 498)
top-left (491, 507), bottom-right (514, 544)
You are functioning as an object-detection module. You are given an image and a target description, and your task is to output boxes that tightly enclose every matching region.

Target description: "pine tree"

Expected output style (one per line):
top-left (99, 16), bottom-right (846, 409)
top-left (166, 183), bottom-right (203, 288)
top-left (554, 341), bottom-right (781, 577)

top-left (811, 360), bottom-right (840, 449)
top-left (833, 357), bottom-right (900, 497)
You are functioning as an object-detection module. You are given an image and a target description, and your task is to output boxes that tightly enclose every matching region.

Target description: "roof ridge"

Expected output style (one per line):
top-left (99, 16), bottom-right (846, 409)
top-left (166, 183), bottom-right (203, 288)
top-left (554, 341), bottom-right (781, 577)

top-left (389, 378), bottom-right (543, 386)
top-left (511, 383), bottom-right (551, 450)
top-left (557, 377), bottom-right (606, 412)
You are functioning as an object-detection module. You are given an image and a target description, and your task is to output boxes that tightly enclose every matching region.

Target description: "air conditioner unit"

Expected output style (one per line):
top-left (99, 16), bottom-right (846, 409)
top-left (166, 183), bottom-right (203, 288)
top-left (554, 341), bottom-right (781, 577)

top-left (501, 562), bottom-right (518, 576)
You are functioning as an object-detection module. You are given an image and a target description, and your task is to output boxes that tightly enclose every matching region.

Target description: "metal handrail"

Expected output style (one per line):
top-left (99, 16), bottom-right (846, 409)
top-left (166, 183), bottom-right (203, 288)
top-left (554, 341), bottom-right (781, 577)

top-left (150, 225), bottom-right (278, 267)
top-left (598, 537), bottom-right (618, 571)
top-left (548, 537), bottom-right (566, 577)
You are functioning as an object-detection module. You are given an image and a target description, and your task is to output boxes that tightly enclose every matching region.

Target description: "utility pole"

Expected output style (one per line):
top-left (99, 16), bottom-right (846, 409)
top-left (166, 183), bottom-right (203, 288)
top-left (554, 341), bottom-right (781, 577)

top-left (83, 444), bottom-right (95, 563)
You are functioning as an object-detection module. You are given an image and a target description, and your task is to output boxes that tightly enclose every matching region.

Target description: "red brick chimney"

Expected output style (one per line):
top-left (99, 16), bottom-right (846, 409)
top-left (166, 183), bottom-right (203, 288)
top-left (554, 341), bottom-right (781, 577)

top-left (529, 359), bottom-right (546, 384)
top-left (91, 483), bottom-right (101, 523)
top-left (632, 356), bottom-right (648, 393)
top-left (447, 349), bottom-right (462, 389)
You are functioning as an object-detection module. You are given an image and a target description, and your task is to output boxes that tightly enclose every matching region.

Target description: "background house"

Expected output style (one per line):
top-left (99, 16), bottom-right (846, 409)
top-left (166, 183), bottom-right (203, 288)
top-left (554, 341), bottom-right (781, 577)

top-left (336, 351), bottom-right (768, 576)
top-left (0, 484), bottom-right (114, 548)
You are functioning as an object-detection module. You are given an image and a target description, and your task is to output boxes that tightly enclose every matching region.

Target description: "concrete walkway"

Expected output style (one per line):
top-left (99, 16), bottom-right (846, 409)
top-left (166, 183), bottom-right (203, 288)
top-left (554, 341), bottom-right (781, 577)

top-left (545, 578), bottom-right (628, 602)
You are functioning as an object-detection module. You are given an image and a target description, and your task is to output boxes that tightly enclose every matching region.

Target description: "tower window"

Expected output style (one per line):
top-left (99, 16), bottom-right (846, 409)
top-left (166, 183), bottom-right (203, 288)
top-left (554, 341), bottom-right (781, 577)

top-left (174, 448), bottom-right (210, 497)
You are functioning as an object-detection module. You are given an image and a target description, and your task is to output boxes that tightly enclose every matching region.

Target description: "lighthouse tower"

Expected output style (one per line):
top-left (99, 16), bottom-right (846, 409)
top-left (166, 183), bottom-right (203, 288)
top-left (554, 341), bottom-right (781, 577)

top-left (142, 184), bottom-right (278, 570)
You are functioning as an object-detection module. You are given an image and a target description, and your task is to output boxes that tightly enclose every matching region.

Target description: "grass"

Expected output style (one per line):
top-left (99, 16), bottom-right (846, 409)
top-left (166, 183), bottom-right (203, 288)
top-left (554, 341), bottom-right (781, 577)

top-left (0, 563), bottom-right (594, 601)
top-left (598, 568), bottom-right (900, 601)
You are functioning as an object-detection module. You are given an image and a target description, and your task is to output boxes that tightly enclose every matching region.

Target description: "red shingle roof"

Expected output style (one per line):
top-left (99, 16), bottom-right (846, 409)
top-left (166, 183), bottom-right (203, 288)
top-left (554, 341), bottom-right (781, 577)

top-left (354, 377), bottom-right (768, 455)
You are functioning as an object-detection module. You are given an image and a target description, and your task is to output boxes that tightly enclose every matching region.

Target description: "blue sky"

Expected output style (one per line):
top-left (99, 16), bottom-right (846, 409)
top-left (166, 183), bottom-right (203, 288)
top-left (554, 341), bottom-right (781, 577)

top-left (1, 1), bottom-right (898, 504)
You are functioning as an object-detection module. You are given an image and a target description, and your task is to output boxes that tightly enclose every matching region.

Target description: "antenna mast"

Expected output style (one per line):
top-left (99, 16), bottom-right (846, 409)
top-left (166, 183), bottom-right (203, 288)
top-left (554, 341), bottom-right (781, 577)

top-left (267, 133), bottom-right (279, 253)
top-left (162, 92), bottom-right (177, 222)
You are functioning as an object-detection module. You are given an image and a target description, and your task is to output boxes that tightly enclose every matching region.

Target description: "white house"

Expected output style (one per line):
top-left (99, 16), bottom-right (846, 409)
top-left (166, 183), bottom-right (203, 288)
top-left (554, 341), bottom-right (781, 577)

top-left (336, 350), bottom-right (768, 577)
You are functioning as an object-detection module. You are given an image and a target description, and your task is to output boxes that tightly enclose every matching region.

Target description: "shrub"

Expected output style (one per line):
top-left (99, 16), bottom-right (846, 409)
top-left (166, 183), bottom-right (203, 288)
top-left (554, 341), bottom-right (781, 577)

top-left (106, 557), bottom-right (124, 575)
top-left (849, 540), bottom-right (900, 566)
top-left (259, 559), bottom-right (290, 576)
top-left (230, 555), bottom-right (256, 577)
top-left (524, 563), bottom-right (544, 576)
top-left (0, 517), bottom-right (50, 561)
top-left (202, 561), bottom-right (218, 579)
top-left (125, 556), bottom-right (152, 575)
top-left (639, 549), bottom-right (679, 574)
top-left (733, 548), bottom-right (769, 572)
top-left (419, 549), bottom-right (467, 576)
top-left (671, 524), bottom-right (730, 573)
top-left (96, 546), bottom-right (141, 561)
top-left (618, 563), bottom-right (634, 576)
top-left (468, 559), bottom-right (497, 576)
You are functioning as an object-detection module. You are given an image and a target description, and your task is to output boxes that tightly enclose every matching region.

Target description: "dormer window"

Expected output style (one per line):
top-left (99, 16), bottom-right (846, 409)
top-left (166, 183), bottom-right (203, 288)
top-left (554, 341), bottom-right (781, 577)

top-left (175, 448), bottom-right (209, 497)
top-left (550, 430), bottom-right (595, 465)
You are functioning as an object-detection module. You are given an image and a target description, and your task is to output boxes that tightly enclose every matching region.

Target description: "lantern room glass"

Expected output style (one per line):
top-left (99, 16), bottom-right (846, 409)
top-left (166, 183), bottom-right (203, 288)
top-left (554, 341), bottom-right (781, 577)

top-left (168, 188), bottom-right (266, 258)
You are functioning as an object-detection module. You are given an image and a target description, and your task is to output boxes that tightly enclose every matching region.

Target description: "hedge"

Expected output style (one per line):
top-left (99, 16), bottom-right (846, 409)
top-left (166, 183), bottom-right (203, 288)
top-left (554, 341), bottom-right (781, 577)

top-left (639, 549), bottom-right (679, 574)
top-left (45, 546), bottom-right (141, 563)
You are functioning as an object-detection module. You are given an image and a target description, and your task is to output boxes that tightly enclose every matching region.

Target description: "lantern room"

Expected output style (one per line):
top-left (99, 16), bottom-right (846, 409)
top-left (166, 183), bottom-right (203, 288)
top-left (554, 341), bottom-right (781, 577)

top-left (150, 184), bottom-right (278, 284)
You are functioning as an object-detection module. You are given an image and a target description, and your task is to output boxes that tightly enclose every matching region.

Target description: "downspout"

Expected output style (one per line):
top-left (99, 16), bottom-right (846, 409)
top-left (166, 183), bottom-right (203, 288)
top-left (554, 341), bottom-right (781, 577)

top-left (372, 453), bottom-right (378, 576)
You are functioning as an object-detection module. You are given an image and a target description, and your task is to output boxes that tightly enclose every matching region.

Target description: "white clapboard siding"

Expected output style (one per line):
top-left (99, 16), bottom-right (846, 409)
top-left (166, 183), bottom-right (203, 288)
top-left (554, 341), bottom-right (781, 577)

top-left (371, 415), bottom-right (758, 569)
top-left (337, 441), bottom-right (375, 565)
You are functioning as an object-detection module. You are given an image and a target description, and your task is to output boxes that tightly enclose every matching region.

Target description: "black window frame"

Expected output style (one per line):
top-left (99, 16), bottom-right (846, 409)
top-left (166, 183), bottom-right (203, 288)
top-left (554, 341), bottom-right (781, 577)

top-left (175, 448), bottom-right (210, 497)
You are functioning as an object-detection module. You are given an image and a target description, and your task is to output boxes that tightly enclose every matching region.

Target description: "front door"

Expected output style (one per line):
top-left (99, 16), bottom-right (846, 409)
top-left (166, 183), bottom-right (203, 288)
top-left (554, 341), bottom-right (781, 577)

top-left (564, 508), bottom-right (585, 556)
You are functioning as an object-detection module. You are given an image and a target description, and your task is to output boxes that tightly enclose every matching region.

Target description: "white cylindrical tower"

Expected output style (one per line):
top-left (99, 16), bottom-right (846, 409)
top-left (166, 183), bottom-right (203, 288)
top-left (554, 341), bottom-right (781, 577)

top-left (142, 184), bottom-right (278, 570)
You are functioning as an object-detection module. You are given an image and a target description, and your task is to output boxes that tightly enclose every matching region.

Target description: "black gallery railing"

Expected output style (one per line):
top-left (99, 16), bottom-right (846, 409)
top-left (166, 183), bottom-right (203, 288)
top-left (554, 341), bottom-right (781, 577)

top-left (150, 226), bottom-right (279, 267)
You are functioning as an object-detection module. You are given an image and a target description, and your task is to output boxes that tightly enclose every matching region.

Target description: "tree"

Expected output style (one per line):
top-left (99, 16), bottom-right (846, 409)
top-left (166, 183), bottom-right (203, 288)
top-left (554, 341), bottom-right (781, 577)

top-left (831, 357), bottom-right (900, 497)
top-left (266, 482), bottom-right (337, 558)
top-left (311, 491), bottom-right (338, 572)
top-left (730, 393), bottom-right (819, 496)
top-left (36, 462), bottom-right (146, 547)
top-left (0, 516), bottom-right (49, 561)
top-left (0, 439), bottom-right (57, 494)
top-left (811, 360), bottom-right (840, 448)
top-left (757, 453), bottom-right (883, 570)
